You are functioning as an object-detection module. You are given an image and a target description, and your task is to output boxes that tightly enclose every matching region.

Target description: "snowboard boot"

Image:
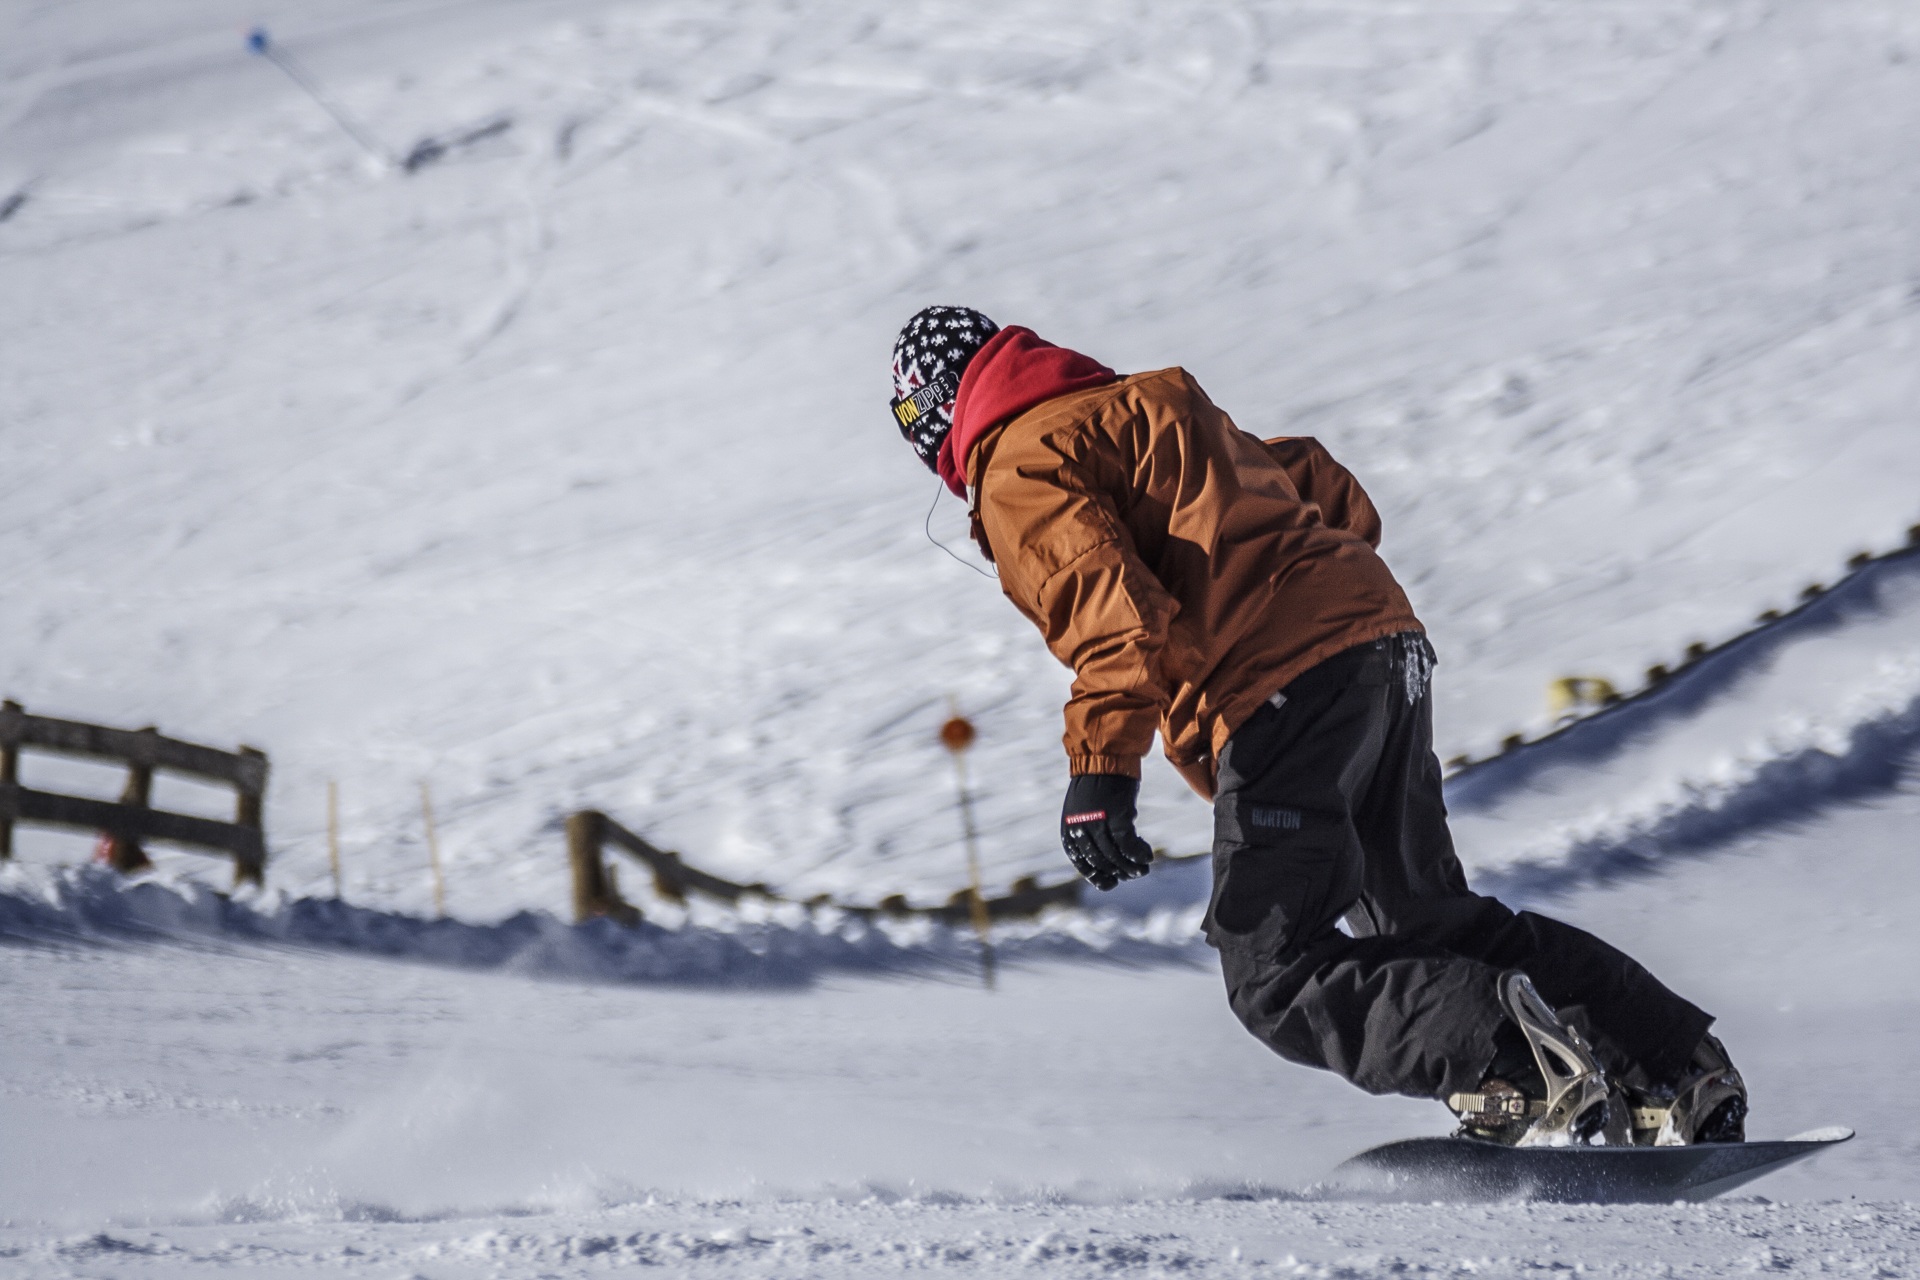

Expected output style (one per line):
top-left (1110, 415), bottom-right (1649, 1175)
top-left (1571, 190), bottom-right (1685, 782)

top-left (1449, 972), bottom-right (1620, 1147)
top-left (1447, 1012), bottom-right (1546, 1144)
top-left (1628, 1033), bottom-right (1747, 1146)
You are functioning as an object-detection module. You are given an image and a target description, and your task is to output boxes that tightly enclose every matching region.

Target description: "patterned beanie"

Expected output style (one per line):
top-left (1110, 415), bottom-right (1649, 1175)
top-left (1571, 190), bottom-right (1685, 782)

top-left (889, 305), bottom-right (1000, 472)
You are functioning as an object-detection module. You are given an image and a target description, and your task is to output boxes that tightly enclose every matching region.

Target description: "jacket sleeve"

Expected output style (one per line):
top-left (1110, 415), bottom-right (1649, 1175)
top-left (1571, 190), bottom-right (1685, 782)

top-left (981, 458), bottom-right (1179, 779)
top-left (1259, 436), bottom-right (1384, 548)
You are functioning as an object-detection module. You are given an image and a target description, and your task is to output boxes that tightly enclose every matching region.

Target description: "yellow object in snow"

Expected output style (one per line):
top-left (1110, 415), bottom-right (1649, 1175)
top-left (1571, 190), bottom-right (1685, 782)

top-left (1548, 676), bottom-right (1618, 717)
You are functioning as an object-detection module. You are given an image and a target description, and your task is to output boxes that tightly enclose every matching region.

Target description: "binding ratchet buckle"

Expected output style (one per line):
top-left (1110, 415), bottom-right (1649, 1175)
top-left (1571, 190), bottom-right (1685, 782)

top-left (890, 370), bottom-right (960, 432)
top-left (1448, 1091), bottom-right (1545, 1120)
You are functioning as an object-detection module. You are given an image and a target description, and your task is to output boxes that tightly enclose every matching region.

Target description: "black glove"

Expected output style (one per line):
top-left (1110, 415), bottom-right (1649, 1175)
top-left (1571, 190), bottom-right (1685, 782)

top-left (1061, 773), bottom-right (1154, 891)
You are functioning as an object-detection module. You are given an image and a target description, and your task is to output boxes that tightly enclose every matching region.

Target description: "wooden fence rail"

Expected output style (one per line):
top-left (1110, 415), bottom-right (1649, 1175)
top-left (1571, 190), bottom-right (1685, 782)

top-left (567, 808), bottom-right (1086, 927)
top-left (0, 700), bottom-right (269, 885)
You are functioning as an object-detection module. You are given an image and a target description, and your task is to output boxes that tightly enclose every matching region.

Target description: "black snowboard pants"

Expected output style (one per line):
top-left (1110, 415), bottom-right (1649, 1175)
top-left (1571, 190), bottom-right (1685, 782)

top-left (1204, 633), bottom-right (1712, 1101)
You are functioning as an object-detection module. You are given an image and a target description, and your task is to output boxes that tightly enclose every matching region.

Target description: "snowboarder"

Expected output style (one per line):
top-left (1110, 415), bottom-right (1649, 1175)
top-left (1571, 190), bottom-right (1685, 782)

top-left (886, 305), bottom-right (1746, 1147)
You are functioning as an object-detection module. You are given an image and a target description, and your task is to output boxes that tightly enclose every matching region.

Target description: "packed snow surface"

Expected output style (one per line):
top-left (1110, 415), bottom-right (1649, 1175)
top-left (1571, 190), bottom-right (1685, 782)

top-left (6, 780), bottom-right (1920, 1270)
top-left (4, 0), bottom-right (1919, 1273)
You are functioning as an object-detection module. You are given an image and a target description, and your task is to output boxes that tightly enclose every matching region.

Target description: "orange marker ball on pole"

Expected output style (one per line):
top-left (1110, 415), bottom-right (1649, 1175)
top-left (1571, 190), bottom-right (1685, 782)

top-left (940, 715), bottom-right (976, 753)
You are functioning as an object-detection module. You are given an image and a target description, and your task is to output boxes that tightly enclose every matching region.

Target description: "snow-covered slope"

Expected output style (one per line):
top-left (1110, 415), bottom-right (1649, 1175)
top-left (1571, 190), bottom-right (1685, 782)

top-left (1454, 543), bottom-right (1920, 892)
top-left (5, 0), bottom-right (1920, 1269)
top-left (3, 0), bottom-right (1916, 917)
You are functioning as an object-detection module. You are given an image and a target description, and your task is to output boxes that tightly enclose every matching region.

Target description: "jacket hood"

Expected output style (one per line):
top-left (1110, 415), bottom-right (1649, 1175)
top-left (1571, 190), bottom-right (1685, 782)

top-left (936, 326), bottom-right (1117, 496)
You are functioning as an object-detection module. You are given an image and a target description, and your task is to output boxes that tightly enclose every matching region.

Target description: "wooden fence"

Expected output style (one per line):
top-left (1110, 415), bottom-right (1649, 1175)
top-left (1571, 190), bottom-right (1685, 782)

top-left (0, 701), bottom-right (269, 886)
top-left (566, 808), bottom-right (1086, 927)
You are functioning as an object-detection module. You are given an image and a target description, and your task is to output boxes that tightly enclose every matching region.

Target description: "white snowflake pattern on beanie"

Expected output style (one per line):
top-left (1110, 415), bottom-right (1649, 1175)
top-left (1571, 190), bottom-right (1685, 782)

top-left (889, 305), bottom-right (999, 471)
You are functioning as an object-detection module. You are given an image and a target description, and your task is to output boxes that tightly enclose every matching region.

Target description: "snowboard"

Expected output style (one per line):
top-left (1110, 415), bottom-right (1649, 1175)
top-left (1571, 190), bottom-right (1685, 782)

top-left (1326, 1127), bottom-right (1852, 1204)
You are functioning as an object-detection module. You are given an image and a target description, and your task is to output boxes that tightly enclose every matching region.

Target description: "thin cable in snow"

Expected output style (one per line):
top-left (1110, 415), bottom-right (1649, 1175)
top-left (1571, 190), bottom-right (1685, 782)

top-left (247, 28), bottom-right (400, 169)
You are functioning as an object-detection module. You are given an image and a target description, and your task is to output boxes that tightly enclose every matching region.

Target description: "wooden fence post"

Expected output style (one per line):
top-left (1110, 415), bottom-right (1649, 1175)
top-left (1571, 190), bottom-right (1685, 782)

top-left (232, 746), bottom-right (267, 887)
top-left (100, 728), bottom-right (157, 874)
top-left (0, 699), bottom-right (17, 861)
top-left (419, 780), bottom-right (446, 918)
top-left (569, 808), bottom-right (607, 921)
top-left (568, 809), bottom-right (638, 924)
top-left (326, 779), bottom-right (342, 898)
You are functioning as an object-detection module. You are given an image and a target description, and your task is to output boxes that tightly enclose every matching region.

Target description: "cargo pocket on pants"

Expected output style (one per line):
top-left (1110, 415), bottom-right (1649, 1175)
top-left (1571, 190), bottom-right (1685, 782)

top-left (1205, 821), bottom-right (1359, 959)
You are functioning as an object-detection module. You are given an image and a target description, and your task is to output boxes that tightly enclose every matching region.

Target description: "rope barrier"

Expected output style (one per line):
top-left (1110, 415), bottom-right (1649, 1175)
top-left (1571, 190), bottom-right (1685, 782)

top-left (1445, 521), bottom-right (1920, 778)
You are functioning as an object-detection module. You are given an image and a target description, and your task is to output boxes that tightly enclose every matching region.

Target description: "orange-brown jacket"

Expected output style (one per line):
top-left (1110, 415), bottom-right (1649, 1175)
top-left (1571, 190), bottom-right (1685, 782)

top-left (961, 353), bottom-right (1422, 799)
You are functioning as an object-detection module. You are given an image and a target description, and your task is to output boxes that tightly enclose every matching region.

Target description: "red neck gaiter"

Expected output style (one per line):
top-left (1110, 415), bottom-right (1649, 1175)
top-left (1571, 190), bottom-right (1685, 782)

top-left (935, 327), bottom-right (1118, 497)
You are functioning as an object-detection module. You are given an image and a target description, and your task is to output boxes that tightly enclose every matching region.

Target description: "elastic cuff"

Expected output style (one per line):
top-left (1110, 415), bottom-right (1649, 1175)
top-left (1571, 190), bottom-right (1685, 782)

top-left (1068, 753), bottom-right (1141, 779)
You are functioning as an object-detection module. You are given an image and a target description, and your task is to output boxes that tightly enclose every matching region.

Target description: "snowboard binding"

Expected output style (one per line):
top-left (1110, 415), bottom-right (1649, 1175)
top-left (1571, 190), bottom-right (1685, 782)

top-left (1628, 1032), bottom-right (1748, 1146)
top-left (1450, 971), bottom-right (1619, 1147)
